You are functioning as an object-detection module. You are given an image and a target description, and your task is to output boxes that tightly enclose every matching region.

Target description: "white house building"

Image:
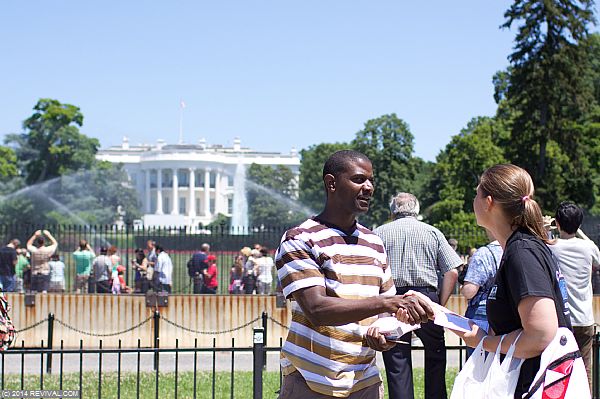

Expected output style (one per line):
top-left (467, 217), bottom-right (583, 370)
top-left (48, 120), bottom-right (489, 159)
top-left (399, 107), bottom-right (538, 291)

top-left (96, 137), bottom-right (300, 228)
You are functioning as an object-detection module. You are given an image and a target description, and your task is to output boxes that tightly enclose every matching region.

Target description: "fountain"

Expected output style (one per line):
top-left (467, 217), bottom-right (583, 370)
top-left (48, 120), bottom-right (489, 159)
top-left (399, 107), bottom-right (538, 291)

top-left (226, 163), bottom-right (315, 233)
top-left (0, 168), bottom-right (137, 248)
top-left (230, 162), bottom-right (249, 232)
top-left (244, 180), bottom-right (315, 216)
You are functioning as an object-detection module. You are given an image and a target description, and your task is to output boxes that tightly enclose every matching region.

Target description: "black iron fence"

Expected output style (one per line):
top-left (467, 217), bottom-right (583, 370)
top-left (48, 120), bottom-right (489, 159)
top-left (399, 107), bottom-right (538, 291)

top-left (1, 223), bottom-right (599, 295)
top-left (0, 224), bottom-right (289, 295)
top-left (8, 312), bottom-right (600, 398)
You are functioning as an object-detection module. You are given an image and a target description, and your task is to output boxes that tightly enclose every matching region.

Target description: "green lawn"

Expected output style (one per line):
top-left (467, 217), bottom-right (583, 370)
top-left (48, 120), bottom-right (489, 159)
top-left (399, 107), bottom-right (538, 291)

top-left (1, 369), bottom-right (458, 398)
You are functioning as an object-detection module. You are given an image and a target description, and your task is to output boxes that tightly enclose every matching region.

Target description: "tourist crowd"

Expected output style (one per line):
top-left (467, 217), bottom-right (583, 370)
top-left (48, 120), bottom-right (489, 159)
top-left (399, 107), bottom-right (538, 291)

top-left (0, 234), bottom-right (277, 296)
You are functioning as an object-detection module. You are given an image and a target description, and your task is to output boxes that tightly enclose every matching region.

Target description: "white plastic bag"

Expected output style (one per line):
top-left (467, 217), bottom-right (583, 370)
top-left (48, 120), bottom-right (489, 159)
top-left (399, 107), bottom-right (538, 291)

top-left (524, 327), bottom-right (590, 399)
top-left (450, 336), bottom-right (495, 399)
top-left (486, 332), bottom-right (524, 399)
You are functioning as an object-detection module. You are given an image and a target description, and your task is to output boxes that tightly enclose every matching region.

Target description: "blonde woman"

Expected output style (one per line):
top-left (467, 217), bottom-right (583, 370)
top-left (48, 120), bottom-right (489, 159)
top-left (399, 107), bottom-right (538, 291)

top-left (455, 164), bottom-right (571, 398)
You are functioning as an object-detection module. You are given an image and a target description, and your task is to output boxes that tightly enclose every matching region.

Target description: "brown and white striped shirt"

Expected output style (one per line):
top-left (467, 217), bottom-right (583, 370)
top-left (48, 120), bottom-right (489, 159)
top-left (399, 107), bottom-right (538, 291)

top-left (275, 217), bottom-right (396, 397)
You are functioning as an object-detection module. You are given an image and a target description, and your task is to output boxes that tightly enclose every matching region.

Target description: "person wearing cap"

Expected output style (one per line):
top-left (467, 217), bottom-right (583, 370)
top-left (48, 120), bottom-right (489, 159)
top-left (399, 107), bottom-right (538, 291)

top-left (92, 246), bottom-right (112, 294)
top-left (374, 192), bottom-right (461, 399)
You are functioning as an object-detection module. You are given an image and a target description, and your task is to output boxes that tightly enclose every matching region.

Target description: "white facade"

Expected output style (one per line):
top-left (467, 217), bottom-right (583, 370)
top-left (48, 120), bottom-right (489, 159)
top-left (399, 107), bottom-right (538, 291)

top-left (96, 137), bottom-right (300, 228)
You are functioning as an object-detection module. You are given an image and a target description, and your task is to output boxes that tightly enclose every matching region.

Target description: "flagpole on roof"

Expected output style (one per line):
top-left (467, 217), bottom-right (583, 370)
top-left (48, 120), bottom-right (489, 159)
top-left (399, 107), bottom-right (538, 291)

top-left (178, 99), bottom-right (186, 144)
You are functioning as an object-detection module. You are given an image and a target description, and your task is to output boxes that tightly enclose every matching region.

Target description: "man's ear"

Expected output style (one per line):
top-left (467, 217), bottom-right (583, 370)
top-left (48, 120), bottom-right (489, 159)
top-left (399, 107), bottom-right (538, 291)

top-left (324, 174), bottom-right (336, 192)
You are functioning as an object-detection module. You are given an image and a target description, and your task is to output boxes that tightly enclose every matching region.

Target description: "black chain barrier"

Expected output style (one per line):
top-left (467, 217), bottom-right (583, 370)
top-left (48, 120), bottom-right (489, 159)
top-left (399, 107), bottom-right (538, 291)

top-left (267, 315), bottom-right (289, 330)
top-left (160, 315), bottom-right (262, 335)
top-left (54, 315), bottom-right (153, 337)
top-left (16, 318), bottom-right (48, 333)
top-left (13, 313), bottom-right (289, 340)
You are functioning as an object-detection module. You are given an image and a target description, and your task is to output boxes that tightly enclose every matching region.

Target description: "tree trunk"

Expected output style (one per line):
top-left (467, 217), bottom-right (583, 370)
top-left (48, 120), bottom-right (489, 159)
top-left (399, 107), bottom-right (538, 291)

top-left (537, 102), bottom-right (549, 183)
top-left (537, 137), bottom-right (547, 184)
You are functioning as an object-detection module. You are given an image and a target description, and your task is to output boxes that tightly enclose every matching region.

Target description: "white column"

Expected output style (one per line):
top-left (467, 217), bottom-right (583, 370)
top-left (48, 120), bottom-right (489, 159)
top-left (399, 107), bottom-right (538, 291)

top-left (156, 169), bottom-right (163, 214)
top-left (188, 168), bottom-right (196, 218)
top-left (215, 170), bottom-right (222, 214)
top-left (204, 169), bottom-right (211, 217)
top-left (145, 169), bottom-right (151, 214)
top-left (171, 168), bottom-right (179, 215)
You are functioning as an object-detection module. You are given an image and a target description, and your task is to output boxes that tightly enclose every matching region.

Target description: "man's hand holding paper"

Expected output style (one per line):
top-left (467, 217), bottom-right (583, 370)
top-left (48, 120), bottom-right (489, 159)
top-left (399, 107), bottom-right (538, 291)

top-left (364, 317), bottom-right (420, 351)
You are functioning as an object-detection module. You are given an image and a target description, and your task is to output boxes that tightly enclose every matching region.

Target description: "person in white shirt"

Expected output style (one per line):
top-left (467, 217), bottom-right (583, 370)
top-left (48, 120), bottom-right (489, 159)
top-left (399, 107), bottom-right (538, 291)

top-left (549, 201), bottom-right (600, 389)
top-left (48, 253), bottom-right (65, 293)
top-left (254, 247), bottom-right (274, 295)
top-left (155, 244), bottom-right (173, 293)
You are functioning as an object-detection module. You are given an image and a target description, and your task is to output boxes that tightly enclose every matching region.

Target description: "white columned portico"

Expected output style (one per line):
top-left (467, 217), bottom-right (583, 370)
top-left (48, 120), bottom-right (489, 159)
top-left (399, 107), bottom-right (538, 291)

top-left (171, 168), bottom-right (179, 215)
top-left (188, 168), bottom-right (196, 218)
top-left (204, 169), bottom-right (211, 217)
top-left (145, 169), bottom-right (151, 214)
top-left (156, 169), bottom-right (163, 214)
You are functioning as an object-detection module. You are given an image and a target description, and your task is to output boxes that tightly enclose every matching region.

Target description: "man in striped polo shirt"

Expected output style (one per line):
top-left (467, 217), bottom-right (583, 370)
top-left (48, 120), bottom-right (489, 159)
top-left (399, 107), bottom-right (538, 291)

top-left (276, 150), bottom-right (434, 399)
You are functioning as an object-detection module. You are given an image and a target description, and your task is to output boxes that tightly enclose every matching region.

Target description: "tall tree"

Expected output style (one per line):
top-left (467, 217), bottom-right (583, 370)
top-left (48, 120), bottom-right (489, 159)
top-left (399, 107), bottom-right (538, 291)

top-left (0, 146), bottom-right (18, 182)
top-left (435, 118), bottom-right (507, 211)
top-left (352, 114), bottom-right (415, 227)
top-left (409, 157), bottom-right (436, 212)
top-left (6, 98), bottom-right (100, 184)
top-left (501, 0), bottom-right (597, 209)
top-left (299, 142), bottom-right (349, 213)
top-left (425, 118), bottom-right (508, 249)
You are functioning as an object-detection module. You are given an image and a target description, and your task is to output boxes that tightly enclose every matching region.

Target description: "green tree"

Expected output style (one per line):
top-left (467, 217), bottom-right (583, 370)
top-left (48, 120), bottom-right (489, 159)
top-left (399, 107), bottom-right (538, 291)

top-left (426, 118), bottom-right (507, 245)
top-left (0, 146), bottom-right (18, 182)
top-left (246, 164), bottom-right (307, 227)
top-left (409, 157), bottom-right (436, 211)
top-left (501, 0), bottom-right (597, 209)
top-left (352, 114), bottom-right (416, 227)
top-left (206, 213), bottom-right (232, 230)
top-left (430, 117), bottom-right (507, 219)
top-left (0, 163), bottom-right (141, 225)
top-left (6, 98), bottom-right (100, 184)
top-left (299, 142), bottom-right (349, 213)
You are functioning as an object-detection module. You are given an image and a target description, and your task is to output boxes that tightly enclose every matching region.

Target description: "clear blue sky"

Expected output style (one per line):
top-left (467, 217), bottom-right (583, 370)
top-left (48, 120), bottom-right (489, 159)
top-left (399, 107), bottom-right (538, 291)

top-left (1, 1), bottom-right (524, 161)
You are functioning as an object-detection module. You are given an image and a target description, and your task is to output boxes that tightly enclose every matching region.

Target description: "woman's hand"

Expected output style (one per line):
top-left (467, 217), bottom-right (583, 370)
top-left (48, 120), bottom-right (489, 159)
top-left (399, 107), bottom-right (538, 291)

top-left (452, 321), bottom-right (486, 348)
top-left (365, 326), bottom-right (396, 352)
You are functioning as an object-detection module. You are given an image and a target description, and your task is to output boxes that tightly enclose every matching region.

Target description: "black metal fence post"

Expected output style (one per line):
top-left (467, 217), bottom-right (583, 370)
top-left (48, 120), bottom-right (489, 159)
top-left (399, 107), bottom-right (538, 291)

top-left (261, 312), bottom-right (268, 369)
top-left (594, 332), bottom-right (600, 399)
top-left (253, 327), bottom-right (264, 399)
top-left (153, 310), bottom-right (160, 371)
top-left (46, 313), bottom-right (54, 374)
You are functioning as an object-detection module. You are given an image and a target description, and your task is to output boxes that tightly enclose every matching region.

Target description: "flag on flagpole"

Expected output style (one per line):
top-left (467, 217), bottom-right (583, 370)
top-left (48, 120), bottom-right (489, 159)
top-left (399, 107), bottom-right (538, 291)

top-left (180, 100), bottom-right (186, 109)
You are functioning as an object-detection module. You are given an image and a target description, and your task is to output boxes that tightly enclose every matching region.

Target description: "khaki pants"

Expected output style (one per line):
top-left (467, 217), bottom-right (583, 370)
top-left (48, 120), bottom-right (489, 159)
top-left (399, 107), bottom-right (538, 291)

top-left (573, 325), bottom-right (594, 391)
top-left (278, 371), bottom-right (383, 399)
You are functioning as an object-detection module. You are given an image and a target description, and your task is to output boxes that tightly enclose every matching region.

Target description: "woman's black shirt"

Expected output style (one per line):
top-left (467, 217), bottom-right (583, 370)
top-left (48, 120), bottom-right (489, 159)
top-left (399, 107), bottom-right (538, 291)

top-left (486, 228), bottom-right (570, 398)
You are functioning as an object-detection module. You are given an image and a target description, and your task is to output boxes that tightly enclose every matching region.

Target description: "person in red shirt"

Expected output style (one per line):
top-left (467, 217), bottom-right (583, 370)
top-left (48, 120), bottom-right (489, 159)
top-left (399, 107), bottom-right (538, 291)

top-left (202, 255), bottom-right (218, 294)
top-left (117, 265), bottom-right (132, 294)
